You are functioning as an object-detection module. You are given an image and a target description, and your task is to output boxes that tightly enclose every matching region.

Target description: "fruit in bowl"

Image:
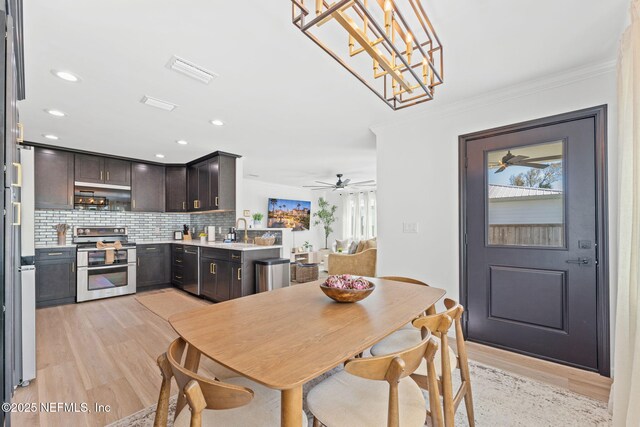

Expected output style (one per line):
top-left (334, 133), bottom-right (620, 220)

top-left (320, 274), bottom-right (375, 303)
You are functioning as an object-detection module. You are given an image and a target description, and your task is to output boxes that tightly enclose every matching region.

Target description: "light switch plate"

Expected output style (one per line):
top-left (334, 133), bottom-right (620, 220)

top-left (403, 222), bottom-right (419, 234)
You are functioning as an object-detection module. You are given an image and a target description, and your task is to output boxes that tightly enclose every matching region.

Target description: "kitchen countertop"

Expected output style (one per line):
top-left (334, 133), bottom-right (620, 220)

top-left (133, 240), bottom-right (282, 252)
top-left (35, 243), bottom-right (77, 249)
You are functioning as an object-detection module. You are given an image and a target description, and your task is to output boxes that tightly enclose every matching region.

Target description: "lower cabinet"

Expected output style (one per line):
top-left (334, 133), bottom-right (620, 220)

top-left (201, 256), bottom-right (235, 302)
top-left (35, 248), bottom-right (77, 307)
top-left (136, 244), bottom-right (170, 290)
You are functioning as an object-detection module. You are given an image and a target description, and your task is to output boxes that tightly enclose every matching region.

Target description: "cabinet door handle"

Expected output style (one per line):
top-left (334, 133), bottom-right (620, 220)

top-left (175, 275), bottom-right (183, 279)
top-left (100, 171), bottom-right (103, 181)
top-left (215, 196), bottom-right (219, 207)
top-left (11, 163), bottom-right (22, 187)
top-left (72, 262), bottom-right (75, 273)
top-left (231, 254), bottom-right (241, 260)
top-left (106, 171), bottom-right (110, 181)
top-left (175, 259), bottom-right (182, 263)
top-left (132, 199), bottom-right (136, 209)
top-left (183, 201), bottom-right (186, 210)
top-left (17, 123), bottom-right (24, 143)
top-left (47, 252), bottom-right (63, 256)
top-left (12, 202), bottom-right (20, 226)
top-left (137, 257), bottom-right (140, 267)
top-left (237, 267), bottom-right (242, 281)
top-left (146, 247), bottom-right (157, 250)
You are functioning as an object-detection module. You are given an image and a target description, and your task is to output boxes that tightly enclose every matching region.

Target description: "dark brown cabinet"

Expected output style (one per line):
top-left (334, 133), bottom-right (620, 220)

top-left (136, 244), bottom-right (170, 290)
top-left (75, 154), bottom-right (131, 186)
top-left (201, 255), bottom-right (233, 302)
top-left (171, 245), bottom-right (185, 287)
top-left (35, 248), bottom-right (76, 307)
top-left (34, 148), bottom-right (74, 209)
top-left (188, 161), bottom-right (209, 211)
top-left (165, 166), bottom-right (187, 212)
top-left (208, 154), bottom-right (236, 211)
top-left (131, 162), bottom-right (165, 212)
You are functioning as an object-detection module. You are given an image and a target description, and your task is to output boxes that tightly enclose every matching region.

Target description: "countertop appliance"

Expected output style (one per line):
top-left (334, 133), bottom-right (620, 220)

top-left (73, 227), bottom-right (137, 302)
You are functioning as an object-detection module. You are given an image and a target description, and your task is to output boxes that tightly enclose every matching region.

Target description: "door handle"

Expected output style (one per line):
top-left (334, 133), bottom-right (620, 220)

top-left (17, 123), bottom-right (24, 143)
top-left (12, 202), bottom-right (20, 226)
top-left (137, 257), bottom-right (140, 267)
top-left (183, 201), bottom-right (186, 210)
top-left (106, 171), bottom-right (110, 181)
top-left (72, 262), bottom-right (75, 273)
top-left (237, 267), bottom-right (242, 281)
top-left (11, 162), bottom-right (22, 187)
top-left (566, 257), bottom-right (592, 265)
top-left (100, 171), bottom-right (103, 181)
top-left (215, 196), bottom-right (219, 207)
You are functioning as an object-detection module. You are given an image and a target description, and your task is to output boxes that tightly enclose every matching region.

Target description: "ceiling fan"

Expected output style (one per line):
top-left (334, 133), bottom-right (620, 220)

top-left (490, 151), bottom-right (562, 173)
top-left (303, 174), bottom-right (376, 191)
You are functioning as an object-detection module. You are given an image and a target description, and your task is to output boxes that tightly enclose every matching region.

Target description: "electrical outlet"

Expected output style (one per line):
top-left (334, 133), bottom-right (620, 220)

top-left (403, 222), bottom-right (418, 234)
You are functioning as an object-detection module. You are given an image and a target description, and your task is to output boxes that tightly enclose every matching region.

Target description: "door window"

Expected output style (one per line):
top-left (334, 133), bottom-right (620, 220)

top-left (486, 140), bottom-right (565, 247)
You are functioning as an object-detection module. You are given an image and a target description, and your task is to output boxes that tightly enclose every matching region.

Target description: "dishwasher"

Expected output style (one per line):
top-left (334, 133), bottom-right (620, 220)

top-left (182, 247), bottom-right (200, 296)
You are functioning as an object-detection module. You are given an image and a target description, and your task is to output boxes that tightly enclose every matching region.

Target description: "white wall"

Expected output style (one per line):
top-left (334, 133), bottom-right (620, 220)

top-left (239, 179), bottom-right (328, 251)
top-left (373, 65), bottom-right (618, 348)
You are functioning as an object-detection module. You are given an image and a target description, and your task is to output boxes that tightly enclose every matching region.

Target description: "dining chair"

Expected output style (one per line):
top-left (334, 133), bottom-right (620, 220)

top-left (307, 330), bottom-right (444, 427)
top-left (378, 276), bottom-right (437, 320)
top-left (153, 337), bottom-right (308, 427)
top-left (370, 299), bottom-right (475, 427)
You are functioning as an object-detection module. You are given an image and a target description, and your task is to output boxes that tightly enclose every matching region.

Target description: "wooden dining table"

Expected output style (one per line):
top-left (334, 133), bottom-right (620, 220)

top-left (169, 277), bottom-right (446, 427)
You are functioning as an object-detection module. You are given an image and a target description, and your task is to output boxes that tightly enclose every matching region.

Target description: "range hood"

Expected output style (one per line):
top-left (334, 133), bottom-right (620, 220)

top-left (74, 181), bottom-right (131, 191)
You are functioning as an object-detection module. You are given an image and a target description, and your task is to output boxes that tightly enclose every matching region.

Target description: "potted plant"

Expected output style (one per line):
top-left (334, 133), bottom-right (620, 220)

top-left (252, 212), bottom-right (264, 228)
top-left (198, 232), bottom-right (207, 243)
top-left (313, 197), bottom-right (338, 250)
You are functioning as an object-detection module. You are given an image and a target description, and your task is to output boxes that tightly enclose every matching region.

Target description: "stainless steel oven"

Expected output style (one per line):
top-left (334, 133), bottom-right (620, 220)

top-left (74, 227), bottom-right (137, 302)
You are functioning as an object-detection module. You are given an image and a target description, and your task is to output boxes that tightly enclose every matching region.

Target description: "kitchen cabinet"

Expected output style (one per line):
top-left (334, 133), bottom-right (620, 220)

top-left (34, 148), bottom-right (74, 209)
top-left (131, 162), bottom-right (165, 212)
top-left (165, 166), bottom-right (187, 212)
top-left (171, 244), bottom-right (184, 287)
top-left (200, 255), bottom-right (233, 302)
top-left (187, 161), bottom-right (209, 211)
top-left (35, 248), bottom-right (76, 307)
top-left (75, 154), bottom-right (131, 186)
top-left (208, 154), bottom-right (236, 211)
top-left (182, 247), bottom-right (200, 295)
top-left (136, 244), bottom-right (170, 290)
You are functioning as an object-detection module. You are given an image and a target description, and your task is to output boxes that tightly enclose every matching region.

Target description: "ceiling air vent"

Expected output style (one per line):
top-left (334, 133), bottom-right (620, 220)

top-left (167, 56), bottom-right (218, 84)
top-left (140, 95), bottom-right (177, 112)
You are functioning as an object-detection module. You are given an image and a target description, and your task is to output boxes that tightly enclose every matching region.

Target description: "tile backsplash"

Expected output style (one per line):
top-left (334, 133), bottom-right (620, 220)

top-left (35, 210), bottom-right (237, 245)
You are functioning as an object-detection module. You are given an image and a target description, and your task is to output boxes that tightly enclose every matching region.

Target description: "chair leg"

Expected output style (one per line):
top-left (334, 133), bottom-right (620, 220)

top-left (313, 416), bottom-right (322, 427)
top-left (154, 353), bottom-right (173, 427)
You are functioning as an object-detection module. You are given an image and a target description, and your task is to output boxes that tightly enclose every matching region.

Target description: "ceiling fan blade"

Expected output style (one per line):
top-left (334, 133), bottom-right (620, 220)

top-left (311, 187), bottom-right (331, 190)
top-left (315, 181), bottom-right (335, 186)
top-left (342, 179), bottom-right (351, 185)
top-left (303, 185), bottom-right (331, 188)
top-left (507, 155), bottom-right (529, 164)
top-left (524, 155), bottom-right (562, 162)
top-left (350, 180), bottom-right (375, 185)
top-left (494, 165), bottom-right (507, 173)
top-left (518, 162), bottom-right (549, 169)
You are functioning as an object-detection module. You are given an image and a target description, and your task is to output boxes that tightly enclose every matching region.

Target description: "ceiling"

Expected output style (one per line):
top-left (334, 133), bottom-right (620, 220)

top-left (19, 0), bottom-right (629, 186)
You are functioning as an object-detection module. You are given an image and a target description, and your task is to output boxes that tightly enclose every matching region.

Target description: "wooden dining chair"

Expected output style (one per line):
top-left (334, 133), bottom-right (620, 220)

top-left (154, 337), bottom-right (308, 427)
top-left (307, 330), bottom-right (444, 427)
top-left (379, 276), bottom-right (437, 319)
top-left (370, 299), bottom-right (475, 427)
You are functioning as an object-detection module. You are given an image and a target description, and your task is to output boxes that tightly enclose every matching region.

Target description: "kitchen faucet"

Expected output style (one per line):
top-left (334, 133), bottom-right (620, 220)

top-left (236, 218), bottom-right (249, 243)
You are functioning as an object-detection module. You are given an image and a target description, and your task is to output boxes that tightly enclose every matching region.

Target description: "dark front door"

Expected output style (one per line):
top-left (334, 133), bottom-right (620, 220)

top-left (462, 109), bottom-right (608, 374)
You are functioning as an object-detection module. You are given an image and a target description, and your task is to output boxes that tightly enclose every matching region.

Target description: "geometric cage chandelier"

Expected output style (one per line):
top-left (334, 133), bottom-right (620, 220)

top-left (291, 0), bottom-right (444, 110)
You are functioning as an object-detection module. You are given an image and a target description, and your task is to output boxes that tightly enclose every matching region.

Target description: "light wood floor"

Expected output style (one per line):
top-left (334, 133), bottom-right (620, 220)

top-left (11, 288), bottom-right (611, 426)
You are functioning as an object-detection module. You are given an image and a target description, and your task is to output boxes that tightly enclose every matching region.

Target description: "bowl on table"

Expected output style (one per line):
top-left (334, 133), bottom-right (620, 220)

top-left (320, 274), bottom-right (375, 303)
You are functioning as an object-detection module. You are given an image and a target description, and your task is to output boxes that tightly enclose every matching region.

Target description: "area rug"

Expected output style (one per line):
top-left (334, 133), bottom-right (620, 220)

top-left (135, 290), bottom-right (209, 321)
top-left (106, 360), bottom-right (611, 426)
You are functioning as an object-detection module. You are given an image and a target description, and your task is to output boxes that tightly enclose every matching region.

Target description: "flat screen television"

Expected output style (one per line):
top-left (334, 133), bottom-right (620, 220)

top-left (267, 198), bottom-right (311, 231)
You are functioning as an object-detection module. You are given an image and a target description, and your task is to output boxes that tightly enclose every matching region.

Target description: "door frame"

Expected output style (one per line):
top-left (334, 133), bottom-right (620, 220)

top-left (458, 105), bottom-right (610, 376)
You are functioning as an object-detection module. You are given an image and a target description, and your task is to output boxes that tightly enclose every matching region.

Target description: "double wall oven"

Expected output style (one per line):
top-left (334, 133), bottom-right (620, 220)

top-left (74, 227), bottom-right (137, 302)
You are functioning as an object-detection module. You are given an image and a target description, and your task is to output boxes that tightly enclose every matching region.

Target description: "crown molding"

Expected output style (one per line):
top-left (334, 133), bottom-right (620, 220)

top-left (370, 59), bottom-right (617, 135)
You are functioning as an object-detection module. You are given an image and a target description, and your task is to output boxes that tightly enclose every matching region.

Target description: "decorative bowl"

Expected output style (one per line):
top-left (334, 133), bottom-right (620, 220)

top-left (320, 275), bottom-right (375, 303)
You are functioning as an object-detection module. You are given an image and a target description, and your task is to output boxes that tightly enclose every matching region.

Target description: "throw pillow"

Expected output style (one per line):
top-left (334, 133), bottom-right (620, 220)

top-left (363, 238), bottom-right (377, 250)
top-left (355, 241), bottom-right (366, 253)
top-left (347, 241), bottom-right (359, 254)
top-left (335, 239), bottom-right (350, 252)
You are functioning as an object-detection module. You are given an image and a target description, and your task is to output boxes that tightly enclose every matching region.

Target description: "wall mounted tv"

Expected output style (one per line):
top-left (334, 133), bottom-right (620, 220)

top-left (267, 198), bottom-right (311, 231)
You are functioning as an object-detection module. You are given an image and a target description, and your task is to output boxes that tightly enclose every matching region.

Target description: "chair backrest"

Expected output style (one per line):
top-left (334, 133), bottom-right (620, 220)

top-left (154, 338), bottom-right (254, 427)
top-left (344, 330), bottom-right (438, 427)
top-left (379, 276), bottom-right (436, 315)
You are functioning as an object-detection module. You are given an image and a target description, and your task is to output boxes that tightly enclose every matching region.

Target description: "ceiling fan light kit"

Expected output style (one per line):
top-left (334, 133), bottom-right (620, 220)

top-left (303, 173), bottom-right (376, 191)
top-left (291, 0), bottom-right (444, 110)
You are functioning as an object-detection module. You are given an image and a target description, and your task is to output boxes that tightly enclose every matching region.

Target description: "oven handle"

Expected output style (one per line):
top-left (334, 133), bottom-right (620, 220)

top-left (84, 264), bottom-right (130, 271)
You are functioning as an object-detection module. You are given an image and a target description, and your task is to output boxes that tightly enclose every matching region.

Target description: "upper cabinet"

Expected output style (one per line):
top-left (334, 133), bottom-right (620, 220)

top-left (188, 153), bottom-right (236, 212)
top-left (210, 154), bottom-right (236, 211)
top-left (165, 166), bottom-right (187, 212)
top-left (131, 163), bottom-right (165, 212)
top-left (75, 154), bottom-right (130, 186)
top-left (34, 148), bottom-right (74, 210)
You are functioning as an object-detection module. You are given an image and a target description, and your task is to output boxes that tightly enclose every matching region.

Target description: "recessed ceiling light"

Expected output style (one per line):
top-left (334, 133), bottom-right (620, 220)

top-left (176, 140), bottom-right (188, 145)
top-left (210, 119), bottom-right (224, 126)
top-left (167, 56), bottom-right (218, 84)
top-left (45, 109), bottom-right (66, 117)
top-left (51, 70), bottom-right (80, 82)
top-left (155, 154), bottom-right (165, 159)
top-left (43, 134), bottom-right (59, 140)
top-left (140, 95), bottom-right (177, 112)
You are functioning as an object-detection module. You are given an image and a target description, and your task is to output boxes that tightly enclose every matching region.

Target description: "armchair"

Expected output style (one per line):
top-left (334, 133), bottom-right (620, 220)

top-left (327, 248), bottom-right (377, 277)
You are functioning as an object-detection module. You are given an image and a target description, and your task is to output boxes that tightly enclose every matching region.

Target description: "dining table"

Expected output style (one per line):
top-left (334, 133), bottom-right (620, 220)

top-left (168, 277), bottom-right (446, 427)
